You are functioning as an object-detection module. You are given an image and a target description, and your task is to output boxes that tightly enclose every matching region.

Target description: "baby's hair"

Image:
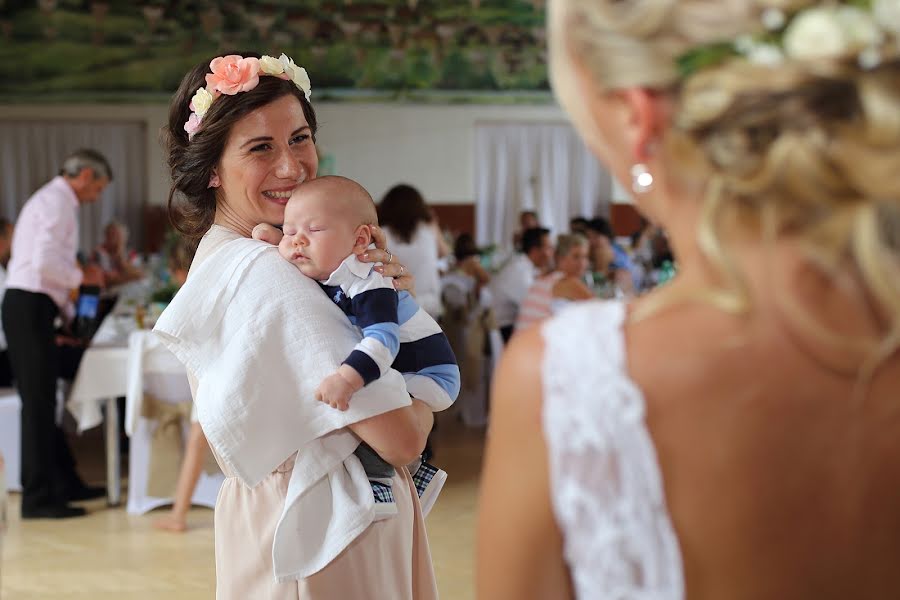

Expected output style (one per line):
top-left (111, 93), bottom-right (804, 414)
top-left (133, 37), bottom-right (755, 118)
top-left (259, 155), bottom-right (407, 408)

top-left (301, 175), bottom-right (378, 226)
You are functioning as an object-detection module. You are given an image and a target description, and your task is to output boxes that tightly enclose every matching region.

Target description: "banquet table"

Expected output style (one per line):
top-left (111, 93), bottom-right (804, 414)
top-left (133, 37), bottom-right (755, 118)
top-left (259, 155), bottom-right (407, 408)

top-left (67, 282), bottom-right (157, 506)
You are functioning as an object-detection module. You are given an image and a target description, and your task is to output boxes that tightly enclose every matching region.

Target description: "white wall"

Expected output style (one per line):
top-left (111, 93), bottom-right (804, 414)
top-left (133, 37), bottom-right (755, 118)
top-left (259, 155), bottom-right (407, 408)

top-left (2, 101), bottom-right (566, 207)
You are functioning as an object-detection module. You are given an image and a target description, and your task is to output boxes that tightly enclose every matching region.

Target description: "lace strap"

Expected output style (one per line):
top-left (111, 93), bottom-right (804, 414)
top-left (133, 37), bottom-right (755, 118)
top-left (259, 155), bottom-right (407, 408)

top-left (540, 301), bottom-right (684, 598)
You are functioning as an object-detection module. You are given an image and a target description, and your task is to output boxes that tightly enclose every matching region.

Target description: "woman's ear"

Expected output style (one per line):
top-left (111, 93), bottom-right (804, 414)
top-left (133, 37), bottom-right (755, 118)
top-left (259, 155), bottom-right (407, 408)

top-left (353, 224), bottom-right (372, 253)
top-left (617, 88), bottom-right (668, 162)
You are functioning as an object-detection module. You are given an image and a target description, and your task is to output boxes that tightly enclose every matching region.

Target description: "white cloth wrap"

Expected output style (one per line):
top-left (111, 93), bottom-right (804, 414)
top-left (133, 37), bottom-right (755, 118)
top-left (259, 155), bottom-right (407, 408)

top-left (153, 238), bottom-right (411, 581)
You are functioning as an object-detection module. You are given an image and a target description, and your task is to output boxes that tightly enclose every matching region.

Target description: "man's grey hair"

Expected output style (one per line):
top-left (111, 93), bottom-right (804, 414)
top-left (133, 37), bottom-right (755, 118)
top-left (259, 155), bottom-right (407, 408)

top-left (59, 148), bottom-right (113, 181)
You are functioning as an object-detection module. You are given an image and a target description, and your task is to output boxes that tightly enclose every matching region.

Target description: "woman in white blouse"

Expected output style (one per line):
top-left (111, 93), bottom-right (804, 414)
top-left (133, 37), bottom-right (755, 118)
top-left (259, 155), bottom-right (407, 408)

top-left (378, 184), bottom-right (449, 319)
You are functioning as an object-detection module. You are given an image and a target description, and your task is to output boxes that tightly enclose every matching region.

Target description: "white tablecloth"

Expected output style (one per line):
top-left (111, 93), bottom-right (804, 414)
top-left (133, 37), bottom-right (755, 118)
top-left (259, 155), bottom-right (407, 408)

top-left (68, 297), bottom-right (145, 432)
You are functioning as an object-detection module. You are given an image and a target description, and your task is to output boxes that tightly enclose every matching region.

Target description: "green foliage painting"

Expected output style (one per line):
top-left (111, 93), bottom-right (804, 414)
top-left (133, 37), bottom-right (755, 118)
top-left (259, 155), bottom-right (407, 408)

top-left (0, 0), bottom-right (551, 102)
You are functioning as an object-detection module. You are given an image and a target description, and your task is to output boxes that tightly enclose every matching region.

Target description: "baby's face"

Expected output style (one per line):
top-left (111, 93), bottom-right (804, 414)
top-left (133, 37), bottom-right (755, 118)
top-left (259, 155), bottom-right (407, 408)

top-left (279, 188), bottom-right (360, 280)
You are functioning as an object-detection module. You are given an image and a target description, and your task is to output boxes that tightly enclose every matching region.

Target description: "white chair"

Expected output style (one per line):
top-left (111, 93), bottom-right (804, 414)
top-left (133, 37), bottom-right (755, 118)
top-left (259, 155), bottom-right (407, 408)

top-left (124, 330), bottom-right (223, 515)
top-left (0, 384), bottom-right (68, 493)
top-left (440, 274), bottom-right (503, 428)
top-left (0, 388), bottom-right (21, 492)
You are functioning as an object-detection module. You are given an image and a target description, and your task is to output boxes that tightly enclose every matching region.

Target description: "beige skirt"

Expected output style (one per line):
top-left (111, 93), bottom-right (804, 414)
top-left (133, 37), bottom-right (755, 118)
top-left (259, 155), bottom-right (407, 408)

top-left (213, 457), bottom-right (438, 600)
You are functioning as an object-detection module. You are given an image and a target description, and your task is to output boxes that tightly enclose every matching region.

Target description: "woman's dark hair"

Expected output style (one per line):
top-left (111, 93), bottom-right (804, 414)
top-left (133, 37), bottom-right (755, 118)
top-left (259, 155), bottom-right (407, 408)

top-left (586, 217), bottom-right (614, 240)
top-left (169, 233), bottom-right (199, 273)
top-left (454, 233), bottom-right (479, 262)
top-left (163, 51), bottom-right (318, 241)
top-left (377, 183), bottom-right (433, 244)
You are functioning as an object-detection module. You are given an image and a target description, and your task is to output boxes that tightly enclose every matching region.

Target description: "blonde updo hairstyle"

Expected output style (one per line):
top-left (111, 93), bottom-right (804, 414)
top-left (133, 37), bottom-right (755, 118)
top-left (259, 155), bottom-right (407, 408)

top-left (552, 0), bottom-right (900, 372)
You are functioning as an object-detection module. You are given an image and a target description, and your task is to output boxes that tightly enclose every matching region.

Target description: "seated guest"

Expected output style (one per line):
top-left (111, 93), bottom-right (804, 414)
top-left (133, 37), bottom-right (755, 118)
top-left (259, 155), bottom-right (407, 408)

top-left (452, 233), bottom-right (491, 295)
top-left (153, 235), bottom-right (214, 534)
top-left (585, 216), bottom-right (637, 296)
top-left (92, 220), bottom-right (143, 287)
top-left (513, 210), bottom-right (540, 251)
top-left (490, 227), bottom-right (554, 343)
top-left (515, 233), bottom-right (593, 333)
top-left (569, 216), bottom-right (590, 236)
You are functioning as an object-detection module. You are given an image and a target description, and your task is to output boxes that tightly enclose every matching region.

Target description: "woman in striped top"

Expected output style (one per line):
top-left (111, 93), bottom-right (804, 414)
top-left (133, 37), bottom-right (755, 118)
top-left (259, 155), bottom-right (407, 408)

top-left (514, 234), bottom-right (593, 333)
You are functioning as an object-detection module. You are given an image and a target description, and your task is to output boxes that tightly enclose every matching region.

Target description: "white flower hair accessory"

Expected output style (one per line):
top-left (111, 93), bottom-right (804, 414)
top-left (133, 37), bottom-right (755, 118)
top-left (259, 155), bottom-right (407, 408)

top-left (183, 53), bottom-right (312, 140)
top-left (677, 0), bottom-right (900, 78)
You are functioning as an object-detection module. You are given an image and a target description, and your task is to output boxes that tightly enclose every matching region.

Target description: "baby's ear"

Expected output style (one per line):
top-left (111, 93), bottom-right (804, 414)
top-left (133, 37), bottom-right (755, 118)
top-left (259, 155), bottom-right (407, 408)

top-left (353, 224), bottom-right (372, 252)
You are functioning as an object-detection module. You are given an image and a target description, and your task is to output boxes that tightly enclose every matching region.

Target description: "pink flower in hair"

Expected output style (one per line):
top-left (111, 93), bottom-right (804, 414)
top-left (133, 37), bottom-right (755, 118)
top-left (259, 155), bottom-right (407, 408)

top-left (184, 113), bottom-right (202, 138)
top-left (205, 55), bottom-right (261, 96)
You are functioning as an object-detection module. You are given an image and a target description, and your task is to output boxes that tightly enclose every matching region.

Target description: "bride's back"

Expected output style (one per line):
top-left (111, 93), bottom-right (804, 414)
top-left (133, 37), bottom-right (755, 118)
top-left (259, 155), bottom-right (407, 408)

top-left (628, 286), bottom-right (900, 599)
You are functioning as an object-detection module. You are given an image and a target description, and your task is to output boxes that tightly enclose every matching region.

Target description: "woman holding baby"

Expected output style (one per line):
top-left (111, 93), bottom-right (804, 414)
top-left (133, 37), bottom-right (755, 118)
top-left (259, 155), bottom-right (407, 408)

top-left (155, 53), bottom-right (437, 599)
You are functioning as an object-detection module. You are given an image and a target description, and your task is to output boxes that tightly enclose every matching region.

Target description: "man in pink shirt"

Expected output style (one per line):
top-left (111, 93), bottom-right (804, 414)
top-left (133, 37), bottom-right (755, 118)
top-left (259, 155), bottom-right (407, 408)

top-left (2, 148), bottom-right (111, 519)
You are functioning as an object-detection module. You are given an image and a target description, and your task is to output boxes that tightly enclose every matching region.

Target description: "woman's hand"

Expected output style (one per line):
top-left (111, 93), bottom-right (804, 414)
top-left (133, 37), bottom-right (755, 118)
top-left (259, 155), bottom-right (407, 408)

top-left (358, 225), bottom-right (416, 294)
top-left (81, 263), bottom-right (106, 288)
top-left (252, 223), bottom-right (284, 246)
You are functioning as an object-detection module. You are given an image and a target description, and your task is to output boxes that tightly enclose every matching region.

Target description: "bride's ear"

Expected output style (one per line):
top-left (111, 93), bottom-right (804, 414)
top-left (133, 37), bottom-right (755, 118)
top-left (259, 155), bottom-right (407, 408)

top-left (353, 224), bottom-right (372, 253)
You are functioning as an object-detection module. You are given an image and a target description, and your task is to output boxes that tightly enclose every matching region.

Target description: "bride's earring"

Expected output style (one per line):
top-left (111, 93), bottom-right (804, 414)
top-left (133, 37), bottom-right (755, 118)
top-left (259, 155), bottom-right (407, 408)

top-left (630, 163), bottom-right (654, 194)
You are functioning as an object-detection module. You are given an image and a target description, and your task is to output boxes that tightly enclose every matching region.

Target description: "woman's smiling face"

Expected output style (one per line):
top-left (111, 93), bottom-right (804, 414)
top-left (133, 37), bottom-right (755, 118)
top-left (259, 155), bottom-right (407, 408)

top-left (215, 94), bottom-right (319, 231)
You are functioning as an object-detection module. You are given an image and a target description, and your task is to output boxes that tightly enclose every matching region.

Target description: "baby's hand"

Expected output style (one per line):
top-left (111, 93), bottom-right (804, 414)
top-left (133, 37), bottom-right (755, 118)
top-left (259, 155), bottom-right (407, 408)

top-left (315, 372), bottom-right (356, 411)
top-left (252, 223), bottom-right (283, 246)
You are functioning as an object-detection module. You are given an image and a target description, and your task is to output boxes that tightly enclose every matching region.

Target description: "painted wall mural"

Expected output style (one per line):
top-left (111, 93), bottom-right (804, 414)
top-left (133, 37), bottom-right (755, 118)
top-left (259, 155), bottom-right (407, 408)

top-left (0, 0), bottom-right (551, 102)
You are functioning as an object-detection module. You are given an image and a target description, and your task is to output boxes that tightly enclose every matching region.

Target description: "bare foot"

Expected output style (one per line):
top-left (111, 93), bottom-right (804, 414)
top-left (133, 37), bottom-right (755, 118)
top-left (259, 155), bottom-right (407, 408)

top-left (153, 514), bottom-right (187, 533)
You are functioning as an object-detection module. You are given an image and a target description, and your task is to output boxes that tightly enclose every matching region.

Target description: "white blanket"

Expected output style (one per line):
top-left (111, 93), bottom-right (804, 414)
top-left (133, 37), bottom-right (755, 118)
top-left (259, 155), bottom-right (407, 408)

top-left (153, 238), bottom-right (411, 581)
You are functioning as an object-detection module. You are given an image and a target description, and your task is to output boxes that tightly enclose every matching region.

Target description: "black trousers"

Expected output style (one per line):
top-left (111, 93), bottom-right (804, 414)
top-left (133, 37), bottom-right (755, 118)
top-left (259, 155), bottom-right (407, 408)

top-left (0, 349), bottom-right (13, 387)
top-left (2, 289), bottom-right (82, 510)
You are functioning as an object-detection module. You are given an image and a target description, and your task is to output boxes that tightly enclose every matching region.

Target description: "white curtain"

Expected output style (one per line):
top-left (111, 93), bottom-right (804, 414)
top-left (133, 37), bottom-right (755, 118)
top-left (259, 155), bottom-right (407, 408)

top-left (0, 120), bottom-right (147, 254)
top-left (474, 122), bottom-right (612, 250)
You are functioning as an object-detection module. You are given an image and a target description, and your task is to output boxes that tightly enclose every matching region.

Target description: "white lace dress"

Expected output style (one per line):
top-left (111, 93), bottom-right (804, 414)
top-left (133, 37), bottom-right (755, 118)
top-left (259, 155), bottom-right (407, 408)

top-left (541, 301), bottom-right (684, 599)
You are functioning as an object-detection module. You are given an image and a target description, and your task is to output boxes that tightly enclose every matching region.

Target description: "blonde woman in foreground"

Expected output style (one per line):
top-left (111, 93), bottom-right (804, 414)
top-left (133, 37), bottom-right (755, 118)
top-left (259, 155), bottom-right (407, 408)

top-left (477, 1), bottom-right (900, 598)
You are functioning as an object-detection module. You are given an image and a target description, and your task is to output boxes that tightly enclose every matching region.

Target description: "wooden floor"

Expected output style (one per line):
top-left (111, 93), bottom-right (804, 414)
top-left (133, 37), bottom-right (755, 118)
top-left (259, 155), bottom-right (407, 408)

top-left (0, 416), bottom-right (486, 599)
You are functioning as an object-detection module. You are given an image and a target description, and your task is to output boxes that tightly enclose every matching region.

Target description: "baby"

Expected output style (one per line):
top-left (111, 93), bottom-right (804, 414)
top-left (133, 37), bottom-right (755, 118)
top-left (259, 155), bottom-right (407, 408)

top-left (252, 175), bottom-right (460, 518)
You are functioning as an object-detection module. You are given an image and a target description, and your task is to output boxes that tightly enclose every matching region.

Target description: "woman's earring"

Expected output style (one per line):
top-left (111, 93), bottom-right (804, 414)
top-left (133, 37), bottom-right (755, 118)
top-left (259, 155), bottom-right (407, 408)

top-left (208, 174), bottom-right (220, 189)
top-left (630, 163), bottom-right (654, 195)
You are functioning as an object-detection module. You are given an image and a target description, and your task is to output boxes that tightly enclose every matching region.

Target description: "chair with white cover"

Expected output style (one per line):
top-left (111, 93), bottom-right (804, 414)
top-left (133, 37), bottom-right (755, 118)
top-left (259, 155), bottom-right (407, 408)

top-left (440, 272), bottom-right (503, 427)
top-left (124, 330), bottom-right (223, 515)
top-left (0, 388), bottom-right (21, 492)
top-left (0, 384), bottom-right (67, 492)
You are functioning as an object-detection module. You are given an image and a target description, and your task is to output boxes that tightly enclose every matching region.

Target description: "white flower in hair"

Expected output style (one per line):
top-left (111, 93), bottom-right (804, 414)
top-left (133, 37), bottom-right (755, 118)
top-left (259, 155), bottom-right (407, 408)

top-left (784, 7), bottom-right (852, 60)
top-left (734, 34), bottom-right (757, 54)
top-left (874, 0), bottom-right (900, 36)
top-left (259, 55), bottom-right (285, 76)
top-left (836, 6), bottom-right (884, 48)
top-left (292, 66), bottom-right (311, 101)
top-left (858, 46), bottom-right (883, 69)
top-left (190, 87), bottom-right (214, 118)
top-left (761, 8), bottom-right (787, 31)
top-left (748, 43), bottom-right (785, 66)
top-left (278, 53), bottom-right (311, 100)
top-left (281, 54), bottom-right (302, 80)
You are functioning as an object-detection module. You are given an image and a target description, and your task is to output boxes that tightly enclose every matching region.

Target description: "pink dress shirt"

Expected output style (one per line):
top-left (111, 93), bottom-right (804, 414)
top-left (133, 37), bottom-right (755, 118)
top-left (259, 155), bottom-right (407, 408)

top-left (6, 176), bottom-right (83, 311)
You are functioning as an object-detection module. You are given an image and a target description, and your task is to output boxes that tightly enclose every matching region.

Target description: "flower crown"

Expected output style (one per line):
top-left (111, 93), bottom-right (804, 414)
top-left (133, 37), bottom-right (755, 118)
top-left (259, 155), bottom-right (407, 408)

top-left (184, 53), bottom-right (312, 140)
top-left (677, 0), bottom-right (900, 79)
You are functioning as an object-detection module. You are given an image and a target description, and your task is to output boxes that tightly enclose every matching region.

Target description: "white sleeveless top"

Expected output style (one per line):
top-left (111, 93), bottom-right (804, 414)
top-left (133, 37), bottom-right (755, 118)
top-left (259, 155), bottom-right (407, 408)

top-left (541, 300), bottom-right (684, 599)
top-left (383, 224), bottom-right (442, 319)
